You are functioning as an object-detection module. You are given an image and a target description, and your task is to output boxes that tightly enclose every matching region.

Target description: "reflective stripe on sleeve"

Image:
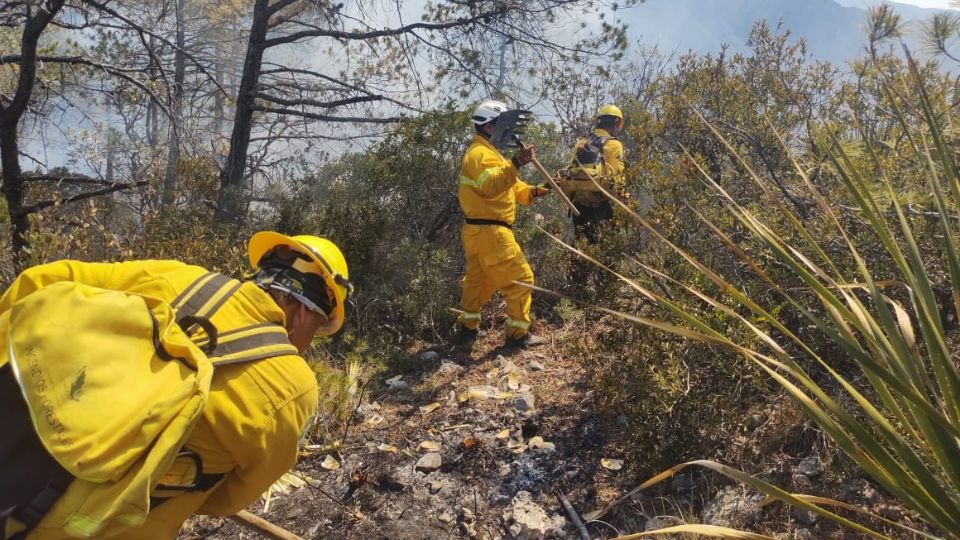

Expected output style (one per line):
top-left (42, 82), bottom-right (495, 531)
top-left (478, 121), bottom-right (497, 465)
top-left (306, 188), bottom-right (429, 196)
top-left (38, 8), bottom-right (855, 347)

top-left (458, 168), bottom-right (497, 188)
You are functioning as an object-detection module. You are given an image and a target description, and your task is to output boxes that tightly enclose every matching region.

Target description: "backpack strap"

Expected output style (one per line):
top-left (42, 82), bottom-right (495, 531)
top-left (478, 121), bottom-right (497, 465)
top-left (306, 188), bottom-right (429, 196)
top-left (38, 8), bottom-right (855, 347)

top-left (171, 272), bottom-right (230, 314)
top-left (149, 448), bottom-right (227, 509)
top-left (172, 272), bottom-right (244, 336)
top-left (197, 323), bottom-right (299, 367)
top-left (174, 273), bottom-right (297, 365)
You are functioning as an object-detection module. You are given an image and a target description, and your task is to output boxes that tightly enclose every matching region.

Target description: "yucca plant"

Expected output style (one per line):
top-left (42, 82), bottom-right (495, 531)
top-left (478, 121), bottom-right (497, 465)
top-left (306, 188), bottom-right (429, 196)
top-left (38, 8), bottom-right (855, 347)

top-left (540, 49), bottom-right (960, 539)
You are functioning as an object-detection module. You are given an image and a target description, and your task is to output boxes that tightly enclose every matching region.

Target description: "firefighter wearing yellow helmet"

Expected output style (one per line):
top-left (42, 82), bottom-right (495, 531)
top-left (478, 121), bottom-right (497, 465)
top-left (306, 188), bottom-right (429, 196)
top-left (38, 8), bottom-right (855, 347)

top-left (561, 103), bottom-right (627, 244)
top-left (0, 232), bottom-right (350, 539)
top-left (455, 100), bottom-right (551, 349)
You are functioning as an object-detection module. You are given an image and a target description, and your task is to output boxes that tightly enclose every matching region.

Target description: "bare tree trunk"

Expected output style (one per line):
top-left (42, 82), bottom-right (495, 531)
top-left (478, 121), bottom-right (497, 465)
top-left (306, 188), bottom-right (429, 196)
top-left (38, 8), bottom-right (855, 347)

top-left (162, 0), bottom-right (187, 206)
top-left (0, 0), bottom-right (66, 270)
top-left (146, 35), bottom-right (159, 149)
top-left (214, 58), bottom-right (225, 136)
top-left (215, 0), bottom-right (271, 223)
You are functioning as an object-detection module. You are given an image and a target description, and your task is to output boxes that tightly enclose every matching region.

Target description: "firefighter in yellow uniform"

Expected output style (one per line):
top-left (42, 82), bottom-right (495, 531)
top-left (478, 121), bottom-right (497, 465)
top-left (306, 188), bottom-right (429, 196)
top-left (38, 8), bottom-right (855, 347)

top-left (561, 104), bottom-right (626, 244)
top-left (455, 100), bottom-right (551, 349)
top-left (1, 232), bottom-right (351, 539)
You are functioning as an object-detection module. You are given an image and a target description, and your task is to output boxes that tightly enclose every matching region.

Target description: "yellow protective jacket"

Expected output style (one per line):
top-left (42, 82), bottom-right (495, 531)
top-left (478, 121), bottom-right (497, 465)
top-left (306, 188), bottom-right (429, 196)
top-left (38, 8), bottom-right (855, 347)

top-left (565, 128), bottom-right (625, 206)
top-left (0, 260), bottom-right (318, 540)
top-left (458, 134), bottom-right (537, 224)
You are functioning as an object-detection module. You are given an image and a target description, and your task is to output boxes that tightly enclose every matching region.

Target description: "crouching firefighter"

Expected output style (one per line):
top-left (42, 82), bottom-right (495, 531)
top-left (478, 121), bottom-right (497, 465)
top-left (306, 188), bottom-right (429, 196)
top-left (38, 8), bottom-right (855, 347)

top-left (0, 232), bottom-right (352, 539)
top-left (560, 104), bottom-right (626, 244)
top-left (454, 100), bottom-right (552, 350)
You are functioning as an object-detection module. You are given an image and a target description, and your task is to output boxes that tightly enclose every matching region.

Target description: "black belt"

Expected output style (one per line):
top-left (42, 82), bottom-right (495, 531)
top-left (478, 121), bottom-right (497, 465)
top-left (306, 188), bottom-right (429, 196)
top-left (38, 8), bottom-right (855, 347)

top-left (464, 218), bottom-right (512, 229)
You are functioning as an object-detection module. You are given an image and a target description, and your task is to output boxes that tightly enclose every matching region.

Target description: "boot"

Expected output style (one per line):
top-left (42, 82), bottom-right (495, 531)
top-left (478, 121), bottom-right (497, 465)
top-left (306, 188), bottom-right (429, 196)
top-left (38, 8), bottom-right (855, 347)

top-left (505, 332), bottom-right (547, 349)
top-left (453, 326), bottom-right (479, 348)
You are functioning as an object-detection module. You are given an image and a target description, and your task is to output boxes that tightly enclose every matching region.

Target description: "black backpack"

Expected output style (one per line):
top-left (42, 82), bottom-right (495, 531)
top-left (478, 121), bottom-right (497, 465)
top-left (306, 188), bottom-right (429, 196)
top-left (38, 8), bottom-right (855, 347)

top-left (577, 133), bottom-right (611, 164)
top-left (569, 133), bottom-right (617, 178)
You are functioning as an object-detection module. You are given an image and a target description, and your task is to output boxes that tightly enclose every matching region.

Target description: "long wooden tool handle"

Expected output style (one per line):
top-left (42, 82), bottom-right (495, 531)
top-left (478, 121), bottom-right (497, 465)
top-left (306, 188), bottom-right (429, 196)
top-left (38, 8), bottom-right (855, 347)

top-left (530, 156), bottom-right (580, 216)
top-left (229, 510), bottom-right (306, 540)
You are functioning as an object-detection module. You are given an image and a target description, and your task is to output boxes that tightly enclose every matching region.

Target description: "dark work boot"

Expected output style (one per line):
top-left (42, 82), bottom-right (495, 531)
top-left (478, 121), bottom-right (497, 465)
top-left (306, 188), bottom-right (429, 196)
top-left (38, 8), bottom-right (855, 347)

top-left (453, 326), bottom-right (479, 348)
top-left (505, 333), bottom-right (547, 349)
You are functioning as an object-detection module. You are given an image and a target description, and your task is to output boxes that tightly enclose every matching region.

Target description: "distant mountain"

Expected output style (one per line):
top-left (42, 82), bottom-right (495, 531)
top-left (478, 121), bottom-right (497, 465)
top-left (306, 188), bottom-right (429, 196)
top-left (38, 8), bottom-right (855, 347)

top-left (835, 0), bottom-right (946, 20)
top-left (624, 0), bottom-right (952, 66)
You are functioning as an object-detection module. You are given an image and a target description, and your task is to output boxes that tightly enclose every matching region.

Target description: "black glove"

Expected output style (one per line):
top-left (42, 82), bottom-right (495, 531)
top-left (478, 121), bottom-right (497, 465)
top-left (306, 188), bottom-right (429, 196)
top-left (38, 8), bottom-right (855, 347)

top-left (511, 145), bottom-right (535, 168)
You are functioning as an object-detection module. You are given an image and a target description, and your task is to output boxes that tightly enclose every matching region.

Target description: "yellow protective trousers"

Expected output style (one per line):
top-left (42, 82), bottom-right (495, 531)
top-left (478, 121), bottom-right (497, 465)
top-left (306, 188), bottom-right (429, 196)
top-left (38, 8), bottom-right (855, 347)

top-left (458, 224), bottom-right (533, 339)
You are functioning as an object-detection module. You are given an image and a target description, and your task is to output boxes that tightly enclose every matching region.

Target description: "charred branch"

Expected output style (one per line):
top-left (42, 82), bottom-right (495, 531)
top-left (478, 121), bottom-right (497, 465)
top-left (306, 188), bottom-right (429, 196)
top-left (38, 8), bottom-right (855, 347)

top-left (254, 92), bottom-right (384, 109)
top-left (263, 9), bottom-right (505, 48)
top-left (252, 106), bottom-right (402, 124)
top-left (16, 180), bottom-right (149, 217)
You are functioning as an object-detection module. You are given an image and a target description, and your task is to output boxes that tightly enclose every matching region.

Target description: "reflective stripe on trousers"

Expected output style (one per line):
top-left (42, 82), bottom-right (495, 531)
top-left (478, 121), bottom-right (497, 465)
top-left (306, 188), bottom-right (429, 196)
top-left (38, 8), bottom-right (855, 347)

top-left (506, 318), bottom-right (530, 331)
top-left (458, 311), bottom-right (481, 330)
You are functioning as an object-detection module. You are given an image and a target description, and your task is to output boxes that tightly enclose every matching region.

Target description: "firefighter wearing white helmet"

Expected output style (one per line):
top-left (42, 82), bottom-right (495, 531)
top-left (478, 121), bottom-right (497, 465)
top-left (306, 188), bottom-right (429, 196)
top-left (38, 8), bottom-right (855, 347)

top-left (454, 100), bottom-right (551, 349)
top-left (560, 103), bottom-right (627, 244)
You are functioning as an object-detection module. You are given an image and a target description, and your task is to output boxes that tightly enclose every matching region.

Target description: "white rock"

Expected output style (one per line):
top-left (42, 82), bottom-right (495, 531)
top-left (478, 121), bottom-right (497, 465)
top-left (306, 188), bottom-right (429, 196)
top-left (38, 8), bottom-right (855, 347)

top-left (437, 511), bottom-right (455, 524)
top-left (438, 360), bottom-right (463, 375)
top-left (792, 473), bottom-right (811, 489)
top-left (702, 486), bottom-right (761, 526)
top-left (460, 521), bottom-right (478, 538)
top-left (421, 350), bottom-right (440, 362)
top-left (792, 506), bottom-right (818, 526)
top-left (528, 436), bottom-right (555, 453)
top-left (416, 452), bottom-right (442, 472)
top-left (513, 392), bottom-right (536, 412)
top-left (386, 379), bottom-right (409, 390)
top-left (796, 456), bottom-right (823, 478)
top-left (503, 491), bottom-right (565, 540)
top-left (745, 413), bottom-right (766, 430)
top-left (528, 360), bottom-right (545, 371)
top-left (645, 516), bottom-right (673, 530)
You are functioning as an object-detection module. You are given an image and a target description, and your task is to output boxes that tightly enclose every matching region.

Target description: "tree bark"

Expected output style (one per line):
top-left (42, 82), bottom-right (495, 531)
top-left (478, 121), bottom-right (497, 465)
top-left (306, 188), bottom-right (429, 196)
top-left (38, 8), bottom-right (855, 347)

top-left (0, 0), bottom-right (66, 270)
top-left (162, 0), bottom-right (187, 206)
top-left (146, 35), bottom-right (160, 149)
top-left (215, 0), bottom-right (271, 223)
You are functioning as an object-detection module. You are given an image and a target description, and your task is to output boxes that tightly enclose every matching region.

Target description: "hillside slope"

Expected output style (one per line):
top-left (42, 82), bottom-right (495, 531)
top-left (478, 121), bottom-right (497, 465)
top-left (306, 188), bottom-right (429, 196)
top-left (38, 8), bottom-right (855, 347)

top-left (183, 317), bottom-right (913, 539)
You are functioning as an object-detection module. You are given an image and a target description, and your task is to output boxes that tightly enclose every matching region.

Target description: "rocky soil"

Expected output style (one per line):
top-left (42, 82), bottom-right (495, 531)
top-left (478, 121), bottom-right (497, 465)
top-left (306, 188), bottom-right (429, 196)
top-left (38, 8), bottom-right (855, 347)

top-left (181, 323), bottom-right (919, 540)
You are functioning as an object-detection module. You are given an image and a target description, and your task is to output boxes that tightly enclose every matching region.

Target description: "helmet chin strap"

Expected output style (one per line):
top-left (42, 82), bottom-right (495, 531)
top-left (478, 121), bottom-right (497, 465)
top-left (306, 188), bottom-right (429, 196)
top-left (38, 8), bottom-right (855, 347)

top-left (251, 264), bottom-right (334, 317)
top-left (268, 283), bottom-right (325, 316)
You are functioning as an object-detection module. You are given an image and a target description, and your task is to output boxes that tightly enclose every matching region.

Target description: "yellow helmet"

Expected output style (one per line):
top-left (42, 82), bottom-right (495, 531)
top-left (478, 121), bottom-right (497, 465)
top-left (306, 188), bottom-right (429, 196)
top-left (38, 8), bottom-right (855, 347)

top-left (596, 104), bottom-right (623, 120)
top-left (248, 231), bottom-right (352, 335)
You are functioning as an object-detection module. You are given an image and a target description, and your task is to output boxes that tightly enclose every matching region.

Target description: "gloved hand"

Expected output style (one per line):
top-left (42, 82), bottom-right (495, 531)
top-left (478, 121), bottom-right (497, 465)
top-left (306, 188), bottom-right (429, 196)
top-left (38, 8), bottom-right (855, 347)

top-left (533, 182), bottom-right (552, 197)
top-left (511, 144), bottom-right (535, 168)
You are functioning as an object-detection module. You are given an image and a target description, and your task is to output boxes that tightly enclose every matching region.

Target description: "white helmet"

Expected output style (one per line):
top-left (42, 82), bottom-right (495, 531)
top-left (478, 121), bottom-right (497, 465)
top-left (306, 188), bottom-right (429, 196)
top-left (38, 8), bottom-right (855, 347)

top-left (472, 100), bottom-right (508, 125)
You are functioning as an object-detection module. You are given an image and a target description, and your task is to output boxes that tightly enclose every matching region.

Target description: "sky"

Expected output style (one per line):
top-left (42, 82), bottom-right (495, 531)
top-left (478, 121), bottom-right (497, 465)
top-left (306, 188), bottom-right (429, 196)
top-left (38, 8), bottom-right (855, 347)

top-left (899, 0), bottom-right (955, 7)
